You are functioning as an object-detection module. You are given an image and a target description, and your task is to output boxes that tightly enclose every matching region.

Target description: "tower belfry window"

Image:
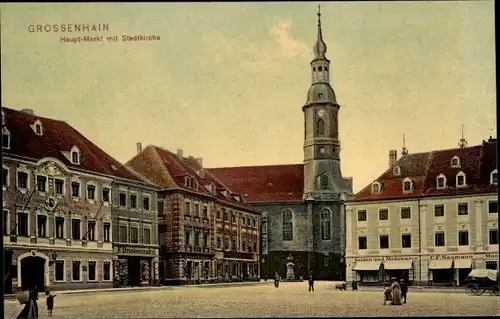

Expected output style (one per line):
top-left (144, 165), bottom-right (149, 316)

top-left (318, 66), bottom-right (322, 72)
top-left (316, 119), bottom-right (325, 135)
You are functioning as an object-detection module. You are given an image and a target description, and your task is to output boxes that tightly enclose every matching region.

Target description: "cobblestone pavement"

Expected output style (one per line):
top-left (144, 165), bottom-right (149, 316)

top-left (4, 281), bottom-right (499, 318)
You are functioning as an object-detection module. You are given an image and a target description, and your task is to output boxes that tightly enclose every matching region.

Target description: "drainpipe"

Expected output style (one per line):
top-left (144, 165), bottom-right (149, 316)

top-left (417, 197), bottom-right (422, 286)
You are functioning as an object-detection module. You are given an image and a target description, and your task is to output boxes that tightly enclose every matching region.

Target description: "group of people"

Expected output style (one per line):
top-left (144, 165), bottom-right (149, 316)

top-left (272, 272), bottom-right (315, 292)
top-left (16, 285), bottom-right (56, 319)
top-left (383, 277), bottom-right (408, 306)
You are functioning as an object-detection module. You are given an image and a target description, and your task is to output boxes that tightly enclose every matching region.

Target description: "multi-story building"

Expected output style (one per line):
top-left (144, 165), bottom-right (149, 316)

top-left (209, 9), bottom-right (353, 280)
top-left (345, 138), bottom-right (498, 286)
top-left (126, 145), bottom-right (260, 284)
top-left (1, 107), bottom-right (158, 293)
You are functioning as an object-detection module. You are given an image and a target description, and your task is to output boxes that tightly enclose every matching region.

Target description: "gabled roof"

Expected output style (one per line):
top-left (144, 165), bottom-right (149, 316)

top-left (351, 138), bottom-right (498, 202)
top-left (208, 164), bottom-right (304, 203)
top-left (2, 107), bottom-right (145, 183)
top-left (126, 146), bottom-right (256, 212)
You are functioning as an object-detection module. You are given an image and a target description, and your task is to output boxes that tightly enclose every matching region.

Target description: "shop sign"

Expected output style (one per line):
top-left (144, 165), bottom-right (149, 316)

top-left (354, 257), bottom-right (383, 262)
top-left (354, 256), bottom-right (418, 262)
top-left (485, 253), bottom-right (498, 260)
top-left (385, 256), bottom-right (418, 261)
top-left (429, 254), bottom-right (473, 260)
top-left (118, 246), bottom-right (155, 256)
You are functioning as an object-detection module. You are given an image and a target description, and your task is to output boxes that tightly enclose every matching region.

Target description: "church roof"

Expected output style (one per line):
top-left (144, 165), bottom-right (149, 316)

top-left (208, 164), bottom-right (305, 203)
top-left (2, 107), bottom-right (147, 183)
top-left (351, 138), bottom-right (498, 202)
top-left (126, 146), bottom-right (257, 212)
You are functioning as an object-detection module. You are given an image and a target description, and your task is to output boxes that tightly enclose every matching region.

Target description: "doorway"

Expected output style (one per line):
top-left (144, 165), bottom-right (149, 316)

top-left (21, 256), bottom-right (45, 291)
top-left (127, 258), bottom-right (141, 286)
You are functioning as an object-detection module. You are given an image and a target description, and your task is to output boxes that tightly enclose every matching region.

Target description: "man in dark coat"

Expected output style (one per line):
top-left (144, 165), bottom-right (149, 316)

top-left (400, 279), bottom-right (408, 303)
top-left (17, 285), bottom-right (39, 319)
top-left (308, 273), bottom-right (315, 292)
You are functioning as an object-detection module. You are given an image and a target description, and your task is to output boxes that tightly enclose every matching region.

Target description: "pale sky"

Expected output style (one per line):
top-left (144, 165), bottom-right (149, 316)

top-left (1, 2), bottom-right (496, 193)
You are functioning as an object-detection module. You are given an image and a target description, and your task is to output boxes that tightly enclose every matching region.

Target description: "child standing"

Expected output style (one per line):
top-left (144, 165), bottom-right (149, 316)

top-left (45, 289), bottom-right (56, 316)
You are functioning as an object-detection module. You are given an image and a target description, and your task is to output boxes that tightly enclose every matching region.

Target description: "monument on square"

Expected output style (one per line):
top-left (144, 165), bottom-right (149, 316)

top-left (286, 254), bottom-right (295, 280)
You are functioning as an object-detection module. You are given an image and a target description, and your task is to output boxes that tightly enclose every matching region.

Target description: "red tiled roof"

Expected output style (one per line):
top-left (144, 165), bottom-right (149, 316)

top-left (208, 164), bottom-right (304, 203)
top-left (351, 139), bottom-right (498, 202)
top-left (2, 107), bottom-right (144, 182)
top-left (126, 146), bottom-right (256, 212)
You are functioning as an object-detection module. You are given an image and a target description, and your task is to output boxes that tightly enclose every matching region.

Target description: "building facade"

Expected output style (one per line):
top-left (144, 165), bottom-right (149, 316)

top-left (209, 10), bottom-right (353, 280)
top-left (126, 145), bottom-right (260, 284)
top-left (346, 138), bottom-right (498, 286)
top-left (2, 107), bottom-right (158, 293)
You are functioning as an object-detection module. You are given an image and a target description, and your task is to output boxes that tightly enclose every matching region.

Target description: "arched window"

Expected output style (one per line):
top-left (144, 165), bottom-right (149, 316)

top-left (282, 209), bottom-right (293, 241)
top-left (318, 66), bottom-right (323, 72)
top-left (320, 208), bottom-right (331, 240)
top-left (393, 166), bottom-right (401, 176)
top-left (371, 182), bottom-right (381, 194)
top-left (325, 67), bottom-right (328, 72)
top-left (313, 67), bottom-right (316, 72)
top-left (319, 174), bottom-right (329, 190)
top-left (456, 171), bottom-right (466, 187)
top-left (436, 174), bottom-right (447, 189)
top-left (70, 146), bottom-right (80, 165)
top-left (2, 127), bottom-right (11, 150)
top-left (491, 169), bottom-right (498, 185)
top-left (451, 156), bottom-right (460, 168)
top-left (402, 178), bottom-right (413, 193)
top-left (316, 119), bottom-right (325, 135)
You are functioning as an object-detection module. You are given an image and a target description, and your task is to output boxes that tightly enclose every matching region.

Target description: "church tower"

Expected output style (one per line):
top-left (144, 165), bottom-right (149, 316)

top-left (303, 7), bottom-right (344, 200)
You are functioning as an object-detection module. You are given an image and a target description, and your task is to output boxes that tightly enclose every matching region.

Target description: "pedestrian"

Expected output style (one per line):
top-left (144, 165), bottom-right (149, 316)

top-left (400, 279), bottom-right (408, 304)
top-left (17, 285), bottom-right (38, 319)
top-left (274, 272), bottom-right (280, 288)
top-left (390, 277), bottom-right (402, 306)
top-left (308, 273), bottom-right (315, 292)
top-left (352, 279), bottom-right (358, 291)
top-left (45, 288), bottom-right (56, 316)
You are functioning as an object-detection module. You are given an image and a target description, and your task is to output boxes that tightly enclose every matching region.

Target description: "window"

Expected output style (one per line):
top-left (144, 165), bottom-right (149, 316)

top-left (319, 175), bottom-right (329, 189)
top-left (379, 208), bottom-right (388, 221)
top-left (119, 192), bottom-right (127, 207)
top-left (402, 234), bottom-right (411, 248)
top-left (231, 214), bottom-right (236, 223)
top-left (401, 207), bottom-right (411, 219)
top-left (379, 235), bottom-right (389, 249)
top-left (451, 156), bottom-right (460, 168)
top-left (37, 215), bottom-right (47, 237)
top-left (252, 219), bottom-right (256, 228)
top-left (72, 219), bottom-right (81, 240)
top-left (203, 234), bottom-right (208, 247)
top-left (194, 204), bottom-right (200, 217)
top-left (87, 184), bottom-right (96, 200)
top-left (458, 230), bottom-right (469, 246)
top-left (102, 188), bottom-right (110, 202)
top-left (17, 171), bottom-right (28, 189)
top-left (55, 217), bottom-right (64, 239)
top-left (216, 210), bottom-right (221, 220)
top-left (320, 209), bottom-right (331, 240)
top-left (55, 179), bottom-right (64, 195)
top-left (203, 206), bottom-right (208, 218)
top-left (119, 225), bottom-right (128, 243)
top-left (17, 212), bottom-right (28, 236)
top-left (393, 166), bottom-right (401, 176)
top-left (491, 169), bottom-right (498, 185)
top-left (282, 209), bottom-right (293, 241)
top-left (103, 223), bottom-right (110, 242)
top-left (489, 229), bottom-right (499, 245)
top-left (358, 237), bottom-right (367, 250)
top-left (36, 175), bottom-right (47, 192)
top-left (3, 210), bottom-right (8, 235)
top-left (458, 203), bottom-right (468, 216)
top-left (223, 209), bottom-right (228, 221)
top-left (456, 172), bottom-right (466, 187)
top-left (71, 148), bottom-right (80, 164)
top-left (143, 197), bottom-right (150, 210)
top-left (143, 228), bottom-right (151, 244)
top-left (194, 232), bottom-right (200, 246)
top-left (130, 194), bottom-right (137, 209)
top-left (242, 241), bottom-right (246, 252)
top-left (88, 261), bottom-right (96, 281)
top-left (35, 123), bottom-right (42, 135)
top-left (403, 179), bottom-right (412, 192)
top-left (434, 204), bottom-right (444, 217)
top-left (217, 237), bottom-right (222, 249)
top-left (489, 201), bottom-right (498, 214)
top-left (247, 217), bottom-right (251, 226)
top-left (2, 127), bottom-right (10, 149)
top-left (72, 261), bottom-right (81, 281)
top-left (3, 167), bottom-right (9, 186)
top-left (103, 262), bottom-right (111, 281)
top-left (371, 182), bottom-right (381, 194)
top-left (316, 119), bottom-right (325, 135)
top-left (185, 202), bottom-right (191, 215)
top-left (185, 231), bottom-right (191, 245)
top-left (130, 227), bottom-right (138, 243)
top-left (486, 261), bottom-right (498, 270)
top-left (241, 217), bottom-right (246, 225)
top-left (253, 242), bottom-right (257, 252)
top-left (436, 175), bottom-right (446, 189)
top-left (157, 199), bottom-right (164, 216)
top-left (357, 210), bottom-right (367, 222)
top-left (71, 182), bottom-right (80, 197)
top-left (223, 237), bottom-right (229, 250)
top-left (54, 261), bottom-right (64, 281)
top-left (87, 221), bottom-right (96, 241)
top-left (435, 232), bottom-right (445, 247)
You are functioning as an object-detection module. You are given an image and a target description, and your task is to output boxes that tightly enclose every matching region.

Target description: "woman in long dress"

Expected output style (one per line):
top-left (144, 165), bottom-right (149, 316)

top-left (390, 278), bottom-right (402, 305)
top-left (16, 286), bottom-right (39, 319)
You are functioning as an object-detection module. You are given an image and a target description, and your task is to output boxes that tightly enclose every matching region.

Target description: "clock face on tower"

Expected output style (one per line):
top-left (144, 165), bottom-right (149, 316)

top-left (317, 109), bottom-right (325, 117)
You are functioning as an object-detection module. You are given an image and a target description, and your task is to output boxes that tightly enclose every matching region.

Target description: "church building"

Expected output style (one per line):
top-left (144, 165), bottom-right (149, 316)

top-left (209, 9), bottom-right (353, 280)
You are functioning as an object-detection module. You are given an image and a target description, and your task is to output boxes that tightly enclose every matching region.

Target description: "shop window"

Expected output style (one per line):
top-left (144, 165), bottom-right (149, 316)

top-left (485, 261), bottom-right (498, 270)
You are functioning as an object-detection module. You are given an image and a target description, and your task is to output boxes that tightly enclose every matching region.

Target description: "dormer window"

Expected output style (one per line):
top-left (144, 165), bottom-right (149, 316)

top-left (456, 171), bottom-right (467, 188)
top-left (402, 178), bottom-right (413, 193)
top-left (371, 182), bottom-right (381, 194)
top-left (451, 156), bottom-right (460, 168)
top-left (211, 184), bottom-right (216, 195)
top-left (393, 166), bottom-right (401, 176)
top-left (193, 180), bottom-right (198, 190)
top-left (70, 146), bottom-right (80, 165)
top-left (32, 119), bottom-right (44, 136)
top-left (2, 127), bottom-right (10, 150)
top-left (1, 111), bottom-right (5, 125)
top-left (491, 169), bottom-right (498, 185)
top-left (436, 174), bottom-right (447, 189)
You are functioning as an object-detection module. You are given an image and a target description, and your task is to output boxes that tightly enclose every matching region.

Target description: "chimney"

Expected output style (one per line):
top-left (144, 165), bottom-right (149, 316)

top-left (195, 157), bottom-right (203, 167)
top-left (136, 142), bottom-right (142, 154)
top-left (389, 150), bottom-right (397, 168)
top-left (177, 149), bottom-right (183, 158)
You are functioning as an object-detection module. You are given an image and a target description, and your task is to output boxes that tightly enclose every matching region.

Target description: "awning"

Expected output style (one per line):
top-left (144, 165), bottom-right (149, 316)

top-left (429, 260), bottom-right (453, 270)
top-left (384, 260), bottom-right (413, 270)
top-left (454, 259), bottom-right (472, 269)
top-left (353, 261), bottom-right (381, 271)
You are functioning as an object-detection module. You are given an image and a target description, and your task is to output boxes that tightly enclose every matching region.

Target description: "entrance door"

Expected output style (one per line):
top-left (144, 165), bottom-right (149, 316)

top-left (21, 256), bottom-right (45, 291)
top-left (127, 258), bottom-right (141, 286)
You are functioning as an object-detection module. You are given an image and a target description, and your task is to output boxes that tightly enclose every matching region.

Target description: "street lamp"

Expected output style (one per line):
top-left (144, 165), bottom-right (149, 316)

top-left (49, 252), bottom-right (58, 266)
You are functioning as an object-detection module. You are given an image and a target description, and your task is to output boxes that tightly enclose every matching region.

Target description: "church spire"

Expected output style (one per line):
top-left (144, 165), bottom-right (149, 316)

top-left (313, 5), bottom-right (327, 59)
